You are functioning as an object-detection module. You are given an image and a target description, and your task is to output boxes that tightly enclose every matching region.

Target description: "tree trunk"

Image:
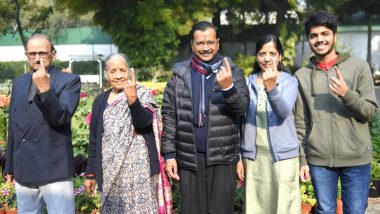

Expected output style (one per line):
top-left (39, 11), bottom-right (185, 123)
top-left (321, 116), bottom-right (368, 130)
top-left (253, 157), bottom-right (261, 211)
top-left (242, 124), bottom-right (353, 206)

top-left (12, 0), bottom-right (27, 49)
top-left (367, 15), bottom-right (372, 67)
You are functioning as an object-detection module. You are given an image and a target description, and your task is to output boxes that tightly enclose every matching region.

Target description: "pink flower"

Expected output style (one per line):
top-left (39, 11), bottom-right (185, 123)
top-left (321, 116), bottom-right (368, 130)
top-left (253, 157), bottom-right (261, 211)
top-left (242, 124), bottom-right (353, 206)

top-left (80, 92), bottom-right (88, 99)
top-left (2, 189), bottom-right (10, 196)
top-left (150, 88), bottom-right (158, 96)
top-left (85, 112), bottom-right (92, 125)
top-left (236, 179), bottom-right (244, 189)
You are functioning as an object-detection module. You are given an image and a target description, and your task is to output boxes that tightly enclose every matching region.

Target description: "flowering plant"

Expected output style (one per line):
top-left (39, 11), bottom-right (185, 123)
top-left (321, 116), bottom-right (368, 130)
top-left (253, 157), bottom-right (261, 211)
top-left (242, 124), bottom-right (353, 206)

top-left (0, 80), bottom-right (12, 145)
top-left (300, 181), bottom-right (317, 206)
top-left (74, 174), bottom-right (100, 213)
top-left (0, 94), bottom-right (10, 144)
top-left (71, 91), bottom-right (95, 157)
top-left (0, 181), bottom-right (16, 209)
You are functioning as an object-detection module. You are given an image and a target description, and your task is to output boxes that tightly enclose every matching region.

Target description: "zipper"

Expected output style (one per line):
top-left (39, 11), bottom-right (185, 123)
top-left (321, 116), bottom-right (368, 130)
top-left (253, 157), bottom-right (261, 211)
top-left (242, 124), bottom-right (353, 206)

top-left (327, 70), bottom-right (335, 167)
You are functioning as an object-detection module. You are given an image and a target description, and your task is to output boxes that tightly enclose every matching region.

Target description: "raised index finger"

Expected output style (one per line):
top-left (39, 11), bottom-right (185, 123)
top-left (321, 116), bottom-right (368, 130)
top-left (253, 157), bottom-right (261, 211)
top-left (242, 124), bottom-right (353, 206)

top-left (129, 67), bottom-right (136, 84)
top-left (223, 57), bottom-right (231, 73)
top-left (334, 66), bottom-right (343, 80)
top-left (36, 57), bottom-right (46, 74)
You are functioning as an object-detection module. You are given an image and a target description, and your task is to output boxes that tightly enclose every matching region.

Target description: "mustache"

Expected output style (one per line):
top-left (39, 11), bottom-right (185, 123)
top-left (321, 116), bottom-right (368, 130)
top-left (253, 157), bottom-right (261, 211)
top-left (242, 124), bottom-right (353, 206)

top-left (314, 41), bottom-right (326, 47)
top-left (200, 50), bottom-right (212, 54)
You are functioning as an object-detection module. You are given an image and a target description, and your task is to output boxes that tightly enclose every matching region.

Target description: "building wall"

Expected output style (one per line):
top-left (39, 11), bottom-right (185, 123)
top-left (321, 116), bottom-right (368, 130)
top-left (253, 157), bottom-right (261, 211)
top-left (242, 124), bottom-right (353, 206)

top-left (0, 44), bottom-right (118, 61)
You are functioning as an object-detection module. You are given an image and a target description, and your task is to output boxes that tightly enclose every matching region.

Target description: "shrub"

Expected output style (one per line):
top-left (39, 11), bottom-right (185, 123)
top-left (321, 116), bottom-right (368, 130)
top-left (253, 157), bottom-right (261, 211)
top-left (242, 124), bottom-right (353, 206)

top-left (74, 175), bottom-right (100, 213)
top-left (300, 181), bottom-right (317, 206)
top-left (233, 54), bottom-right (255, 77)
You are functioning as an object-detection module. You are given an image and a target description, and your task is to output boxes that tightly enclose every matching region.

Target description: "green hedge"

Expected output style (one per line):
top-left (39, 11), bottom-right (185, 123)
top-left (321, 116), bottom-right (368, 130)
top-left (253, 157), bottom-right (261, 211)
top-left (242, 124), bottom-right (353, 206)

top-left (0, 61), bottom-right (103, 82)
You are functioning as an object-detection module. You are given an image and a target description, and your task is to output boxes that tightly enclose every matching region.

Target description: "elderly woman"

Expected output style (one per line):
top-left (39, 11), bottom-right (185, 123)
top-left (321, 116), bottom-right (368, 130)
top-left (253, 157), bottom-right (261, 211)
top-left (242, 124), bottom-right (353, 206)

top-left (84, 53), bottom-right (161, 213)
top-left (237, 34), bottom-right (300, 213)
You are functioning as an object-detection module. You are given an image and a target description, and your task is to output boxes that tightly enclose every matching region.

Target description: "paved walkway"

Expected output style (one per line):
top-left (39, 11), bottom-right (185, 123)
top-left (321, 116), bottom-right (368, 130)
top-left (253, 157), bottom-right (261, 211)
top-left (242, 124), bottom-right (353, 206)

top-left (366, 197), bottom-right (380, 214)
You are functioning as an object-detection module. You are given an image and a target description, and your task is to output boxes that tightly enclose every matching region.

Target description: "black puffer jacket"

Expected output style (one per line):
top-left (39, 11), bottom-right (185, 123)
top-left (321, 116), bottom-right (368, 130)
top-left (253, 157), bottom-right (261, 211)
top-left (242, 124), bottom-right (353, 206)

top-left (161, 57), bottom-right (249, 171)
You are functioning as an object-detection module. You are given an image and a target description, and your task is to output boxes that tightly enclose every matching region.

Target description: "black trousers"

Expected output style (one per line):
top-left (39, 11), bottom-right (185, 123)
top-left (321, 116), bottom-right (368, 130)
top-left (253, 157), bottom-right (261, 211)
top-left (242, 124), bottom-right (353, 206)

top-left (180, 153), bottom-right (237, 214)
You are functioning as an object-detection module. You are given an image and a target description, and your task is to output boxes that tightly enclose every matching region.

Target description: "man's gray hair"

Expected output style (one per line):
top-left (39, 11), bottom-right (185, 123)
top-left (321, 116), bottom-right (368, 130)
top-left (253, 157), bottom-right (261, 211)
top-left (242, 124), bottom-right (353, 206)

top-left (26, 34), bottom-right (55, 51)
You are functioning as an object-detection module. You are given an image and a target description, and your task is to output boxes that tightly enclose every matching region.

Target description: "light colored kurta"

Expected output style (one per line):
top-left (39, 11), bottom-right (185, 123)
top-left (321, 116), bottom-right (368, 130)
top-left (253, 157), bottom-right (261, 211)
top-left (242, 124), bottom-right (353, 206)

top-left (244, 85), bottom-right (300, 214)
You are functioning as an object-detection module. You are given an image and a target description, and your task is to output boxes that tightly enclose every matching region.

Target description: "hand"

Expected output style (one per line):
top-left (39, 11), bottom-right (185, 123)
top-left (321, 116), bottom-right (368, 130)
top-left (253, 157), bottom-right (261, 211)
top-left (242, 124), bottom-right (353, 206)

top-left (262, 59), bottom-right (278, 91)
top-left (329, 66), bottom-right (348, 97)
top-left (299, 165), bottom-right (311, 182)
top-left (32, 58), bottom-right (50, 93)
top-left (84, 179), bottom-right (97, 195)
top-left (236, 160), bottom-right (245, 181)
top-left (124, 68), bottom-right (137, 105)
top-left (217, 58), bottom-right (233, 90)
top-left (6, 174), bottom-right (15, 185)
top-left (165, 159), bottom-right (180, 181)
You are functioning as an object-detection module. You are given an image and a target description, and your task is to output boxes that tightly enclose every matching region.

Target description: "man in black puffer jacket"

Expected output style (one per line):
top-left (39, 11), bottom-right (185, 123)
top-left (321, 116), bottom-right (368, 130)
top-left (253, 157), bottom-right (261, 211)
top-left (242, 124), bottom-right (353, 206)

top-left (162, 21), bottom-right (249, 214)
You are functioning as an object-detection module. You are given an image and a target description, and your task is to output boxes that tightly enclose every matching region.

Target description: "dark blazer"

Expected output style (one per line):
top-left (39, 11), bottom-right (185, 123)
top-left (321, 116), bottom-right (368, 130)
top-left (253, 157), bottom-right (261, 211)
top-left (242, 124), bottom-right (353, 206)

top-left (5, 66), bottom-right (81, 186)
top-left (86, 90), bottom-right (159, 192)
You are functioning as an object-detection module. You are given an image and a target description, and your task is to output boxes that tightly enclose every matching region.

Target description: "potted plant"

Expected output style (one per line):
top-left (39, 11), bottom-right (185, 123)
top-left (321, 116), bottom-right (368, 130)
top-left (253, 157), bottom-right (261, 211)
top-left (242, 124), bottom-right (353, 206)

top-left (0, 181), bottom-right (17, 213)
top-left (0, 203), bottom-right (5, 214)
top-left (74, 175), bottom-right (100, 214)
top-left (369, 160), bottom-right (380, 197)
top-left (300, 181), bottom-right (317, 214)
top-left (336, 180), bottom-right (343, 214)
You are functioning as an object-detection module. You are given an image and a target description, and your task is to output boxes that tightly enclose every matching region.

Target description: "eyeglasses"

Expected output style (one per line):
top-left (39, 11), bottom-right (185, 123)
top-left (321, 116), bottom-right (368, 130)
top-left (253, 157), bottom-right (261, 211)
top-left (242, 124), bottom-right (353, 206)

top-left (25, 51), bottom-right (51, 58)
top-left (192, 40), bottom-right (218, 48)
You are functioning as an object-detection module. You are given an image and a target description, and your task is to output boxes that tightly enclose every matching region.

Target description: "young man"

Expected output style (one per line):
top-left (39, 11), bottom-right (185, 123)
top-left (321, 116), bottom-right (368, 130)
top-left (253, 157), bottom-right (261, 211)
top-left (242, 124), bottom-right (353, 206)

top-left (5, 34), bottom-right (81, 213)
top-left (161, 21), bottom-right (249, 214)
top-left (295, 11), bottom-right (378, 214)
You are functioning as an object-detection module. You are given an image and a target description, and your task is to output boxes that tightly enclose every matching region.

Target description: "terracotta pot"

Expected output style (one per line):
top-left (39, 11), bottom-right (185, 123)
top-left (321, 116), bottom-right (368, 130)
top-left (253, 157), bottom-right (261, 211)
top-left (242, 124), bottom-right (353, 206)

top-left (336, 198), bottom-right (343, 214)
top-left (0, 208), bottom-right (5, 214)
top-left (301, 203), bottom-right (314, 214)
top-left (5, 209), bottom-right (17, 214)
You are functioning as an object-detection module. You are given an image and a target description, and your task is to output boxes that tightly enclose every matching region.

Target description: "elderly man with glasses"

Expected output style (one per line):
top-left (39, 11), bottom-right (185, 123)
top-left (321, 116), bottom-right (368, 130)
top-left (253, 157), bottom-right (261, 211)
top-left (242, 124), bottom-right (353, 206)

top-left (5, 34), bottom-right (81, 213)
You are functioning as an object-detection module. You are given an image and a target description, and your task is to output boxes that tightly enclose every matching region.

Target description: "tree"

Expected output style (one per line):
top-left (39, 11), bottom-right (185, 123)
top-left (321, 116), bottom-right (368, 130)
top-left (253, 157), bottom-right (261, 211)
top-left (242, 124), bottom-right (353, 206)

top-left (304, 0), bottom-right (380, 67)
top-left (0, 0), bottom-right (93, 49)
top-left (0, 0), bottom-right (53, 48)
top-left (57, 0), bottom-right (180, 69)
top-left (337, 0), bottom-right (380, 67)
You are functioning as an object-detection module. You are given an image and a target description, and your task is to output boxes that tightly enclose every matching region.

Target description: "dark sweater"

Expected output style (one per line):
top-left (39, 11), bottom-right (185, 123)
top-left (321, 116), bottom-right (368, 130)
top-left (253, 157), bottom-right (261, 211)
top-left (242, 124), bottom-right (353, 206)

top-left (191, 70), bottom-right (216, 153)
top-left (85, 90), bottom-right (159, 192)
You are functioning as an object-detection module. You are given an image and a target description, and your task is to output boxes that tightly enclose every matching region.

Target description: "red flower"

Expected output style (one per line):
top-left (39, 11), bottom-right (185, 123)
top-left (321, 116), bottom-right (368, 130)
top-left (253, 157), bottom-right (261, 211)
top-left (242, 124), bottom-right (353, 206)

top-left (0, 95), bottom-right (10, 108)
top-left (150, 88), bottom-right (158, 96)
top-left (85, 112), bottom-right (92, 125)
top-left (80, 92), bottom-right (88, 99)
top-left (236, 179), bottom-right (244, 189)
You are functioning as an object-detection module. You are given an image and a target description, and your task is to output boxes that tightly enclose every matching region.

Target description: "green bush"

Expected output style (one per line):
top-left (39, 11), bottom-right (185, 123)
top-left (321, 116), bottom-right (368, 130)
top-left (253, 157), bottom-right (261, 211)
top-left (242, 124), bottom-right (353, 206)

top-left (0, 61), bottom-right (104, 82)
top-left (369, 112), bottom-right (380, 164)
top-left (233, 54), bottom-right (255, 77)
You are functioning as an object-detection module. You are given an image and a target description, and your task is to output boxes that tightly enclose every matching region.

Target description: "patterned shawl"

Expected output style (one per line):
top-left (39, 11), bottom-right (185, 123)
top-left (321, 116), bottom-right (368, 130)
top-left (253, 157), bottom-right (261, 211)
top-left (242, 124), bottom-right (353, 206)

top-left (101, 84), bottom-right (173, 213)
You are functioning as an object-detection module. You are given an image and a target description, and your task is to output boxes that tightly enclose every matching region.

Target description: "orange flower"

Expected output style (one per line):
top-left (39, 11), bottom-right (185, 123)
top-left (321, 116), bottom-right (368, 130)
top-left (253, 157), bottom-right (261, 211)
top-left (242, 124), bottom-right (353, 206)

top-left (0, 95), bottom-right (8, 108)
top-left (0, 95), bottom-right (10, 108)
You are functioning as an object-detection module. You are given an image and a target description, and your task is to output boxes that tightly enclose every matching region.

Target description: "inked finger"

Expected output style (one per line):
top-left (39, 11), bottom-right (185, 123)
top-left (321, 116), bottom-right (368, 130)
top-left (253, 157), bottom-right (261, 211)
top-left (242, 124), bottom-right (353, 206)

top-left (223, 58), bottom-right (231, 73)
top-left (130, 67), bottom-right (136, 83)
top-left (334, 66), bottom-right (343, 80)
top-left (39, 58), bottom-right (45, 72)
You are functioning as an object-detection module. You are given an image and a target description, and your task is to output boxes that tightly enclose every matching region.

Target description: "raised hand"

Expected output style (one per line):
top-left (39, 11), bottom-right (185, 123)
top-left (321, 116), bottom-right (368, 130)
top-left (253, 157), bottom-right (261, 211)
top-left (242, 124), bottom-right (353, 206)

top-left (329, 66), bottom-right (348, 97)
top-left (124, 68), bottom-right (137, 105)
top-left (262, 59), bottom-right (278, 91)
top-left (32, 58), bottom-right (50, 93)
top-left (217, 58), bottom-right (233, 90)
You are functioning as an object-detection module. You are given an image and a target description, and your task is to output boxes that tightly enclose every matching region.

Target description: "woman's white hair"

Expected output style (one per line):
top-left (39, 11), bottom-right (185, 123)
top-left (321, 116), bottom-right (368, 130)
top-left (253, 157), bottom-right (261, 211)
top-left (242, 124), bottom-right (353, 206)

top-left (104, 53), bottom-right (131, 80)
